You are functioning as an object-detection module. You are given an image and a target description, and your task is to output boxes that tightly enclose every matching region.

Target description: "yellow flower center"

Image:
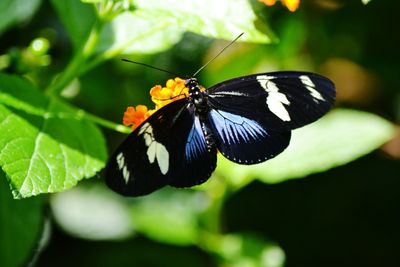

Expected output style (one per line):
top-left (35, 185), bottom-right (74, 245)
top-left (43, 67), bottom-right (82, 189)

top-left (123, 77), bottom-right (189, 130)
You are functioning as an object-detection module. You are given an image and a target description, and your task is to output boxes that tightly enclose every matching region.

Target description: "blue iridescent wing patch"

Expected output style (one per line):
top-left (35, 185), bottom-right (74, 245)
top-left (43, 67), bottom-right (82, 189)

top-left (169, 114), bottom-right (217, 187)
top-left (208, 109), bottom-right (290, 164)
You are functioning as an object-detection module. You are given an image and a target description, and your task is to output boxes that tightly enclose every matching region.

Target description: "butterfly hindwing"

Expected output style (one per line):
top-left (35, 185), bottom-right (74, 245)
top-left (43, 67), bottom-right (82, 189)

top-left (208, 109), bottom-right (291, 164)
top-left (106, 99), bottom-right (193, 196)
top-left (169, 111), bottom-right (217, 187)
top-left (206, 72), bottom-right (335, 131)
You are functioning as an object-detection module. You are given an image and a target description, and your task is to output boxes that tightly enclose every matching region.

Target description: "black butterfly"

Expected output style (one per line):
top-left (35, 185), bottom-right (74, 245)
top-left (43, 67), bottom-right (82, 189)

top-left (106, 72), bottom-right (335, 196)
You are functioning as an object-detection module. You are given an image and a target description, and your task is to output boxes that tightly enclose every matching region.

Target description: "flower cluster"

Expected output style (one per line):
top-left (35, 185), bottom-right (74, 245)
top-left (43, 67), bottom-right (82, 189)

top-left (258, 0), bottom-right (300, 12)
top-left (123, 77), bottom-right (189, 130)
top-left (150, 77), bottom-right (189, 110)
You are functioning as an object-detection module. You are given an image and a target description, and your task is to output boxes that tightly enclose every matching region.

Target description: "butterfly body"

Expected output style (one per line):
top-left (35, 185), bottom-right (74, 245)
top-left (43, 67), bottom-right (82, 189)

top-left (106, 72), bottom-right (335, 196)
top-left (186, 78), bottom-right (216, 152)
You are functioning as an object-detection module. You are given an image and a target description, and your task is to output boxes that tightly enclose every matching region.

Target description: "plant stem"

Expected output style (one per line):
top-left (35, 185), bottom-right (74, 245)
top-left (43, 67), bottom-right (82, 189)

top-left (83, 111), bottom-right (131, 133)
top-left (45, 20), bottom-right (103, 96)
top-left (45, 51), bottom-right (84, 96)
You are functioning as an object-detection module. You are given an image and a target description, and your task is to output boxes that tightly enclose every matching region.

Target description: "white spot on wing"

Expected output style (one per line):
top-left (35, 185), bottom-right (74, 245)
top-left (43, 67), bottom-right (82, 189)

top-left (156, 145), bottom-right (169, 175)
top-left (299, 75), bottom-right (325, 101)
top-left (139, 123), bottom-right (153, 146)
top-left (139, 122), bottom-right (169, 175)
top-left (116, 153), bottom-right (130, 184)
top-left (209, 91), bottom-right (248, 97)
top-left (122, 166), bottom-right (130, 184)
top-left (116, 153), bottom-right (124, 170)
top-left (147, 142), bottom-right (157, 163)
top-left (257, 75), bottom-right (291, 121)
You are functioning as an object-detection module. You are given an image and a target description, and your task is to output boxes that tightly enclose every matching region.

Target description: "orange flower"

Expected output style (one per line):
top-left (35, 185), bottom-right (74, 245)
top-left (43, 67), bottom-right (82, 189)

top-left (123, 77), bottom-right (189, 131)
top-left (258, 0), bottom-right (277, 6)
top-left (282, 0), bottom-right (300, 12)
top-left (150, 77), bottom-right (189, 109)
top-left (123, 105), bottom-right (151, 130)
top-left (258, 0), bottom-right (300, 12)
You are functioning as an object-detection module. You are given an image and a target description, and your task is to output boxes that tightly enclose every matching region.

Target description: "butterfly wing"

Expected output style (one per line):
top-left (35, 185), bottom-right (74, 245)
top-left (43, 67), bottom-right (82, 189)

top-left (169, 109), bottom-right (217, 187)
top-left (106, 99), bottom-right (189, 196)
top-left (205, 72), bottom-right (335, 164)
top-left (206, 72), bottom-right (335, 131)
top-left (106, 100), bottom-right (217, 196)
top-left (207, 109), bottom-right (291, 164)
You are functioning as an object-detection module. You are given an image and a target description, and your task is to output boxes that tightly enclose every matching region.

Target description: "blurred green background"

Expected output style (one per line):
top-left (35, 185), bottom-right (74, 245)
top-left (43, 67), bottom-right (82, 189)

top-left (1, 0), bottom-right (400, 266)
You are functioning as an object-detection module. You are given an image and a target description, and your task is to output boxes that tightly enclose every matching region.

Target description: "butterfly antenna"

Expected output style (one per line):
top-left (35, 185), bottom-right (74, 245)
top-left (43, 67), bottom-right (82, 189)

top-left (121, 59), bottom-right (182, 78)
top-left (191, 32), bottom-right (244, 77)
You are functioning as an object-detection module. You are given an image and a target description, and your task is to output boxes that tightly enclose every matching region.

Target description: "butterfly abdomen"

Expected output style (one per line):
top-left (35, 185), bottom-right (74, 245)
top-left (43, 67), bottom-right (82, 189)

top-left (200, 119), bottom-right (216, 152)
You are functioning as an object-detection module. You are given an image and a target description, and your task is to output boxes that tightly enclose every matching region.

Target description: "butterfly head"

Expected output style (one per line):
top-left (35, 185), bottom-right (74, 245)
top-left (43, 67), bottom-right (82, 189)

top-left (185, 78), bottom-right (200, 92)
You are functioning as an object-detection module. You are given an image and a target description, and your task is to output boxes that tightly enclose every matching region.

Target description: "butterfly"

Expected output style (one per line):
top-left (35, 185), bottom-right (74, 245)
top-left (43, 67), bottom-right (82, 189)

top-left (106, 72), bottom-right (335, 196)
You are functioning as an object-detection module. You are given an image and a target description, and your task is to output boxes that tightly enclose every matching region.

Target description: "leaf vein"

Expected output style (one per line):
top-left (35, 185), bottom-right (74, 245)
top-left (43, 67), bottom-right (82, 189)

top-left (19, 100), bottom-right (53, 193)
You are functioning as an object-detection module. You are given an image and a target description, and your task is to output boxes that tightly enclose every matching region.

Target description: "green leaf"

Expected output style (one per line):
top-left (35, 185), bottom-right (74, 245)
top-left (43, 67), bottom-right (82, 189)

top-left (134, 0), bottom-right (276, 43)
top-left (51, 0), bottom-right (184, 60)
top-left (50, 0), bottom-right (97, 49)
top-left (81, 0), bottom-right (106, 3)
top-left (50, 184), bottom-right (205, 245)
top-left (0, 73), bottom-right (107, 198)
top-left (213, 233), bottom-right (285, 267)
top-left (216, 109), bottom-right (395, 187)
top-left (131, 189), bottom-right (206, 245)
top-left (52, 0), bottom-right (274, 73)
top-left (0, 172), bottom-right (44, 267)
top-left (0, 0), bottom-right (42, 36)
top-left (51, 183), bottom-right (134, 240)
top-left (96, 11), bottom-right (185, 55)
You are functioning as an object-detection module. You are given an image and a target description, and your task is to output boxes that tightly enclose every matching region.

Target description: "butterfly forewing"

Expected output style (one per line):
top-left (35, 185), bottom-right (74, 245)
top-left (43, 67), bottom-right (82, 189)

top-left (106, 99), bottom-right (192, 196)
top-left (106, 100), bottom-right (217, 196)
top-left (206, 72), bottom-right (335, 131)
